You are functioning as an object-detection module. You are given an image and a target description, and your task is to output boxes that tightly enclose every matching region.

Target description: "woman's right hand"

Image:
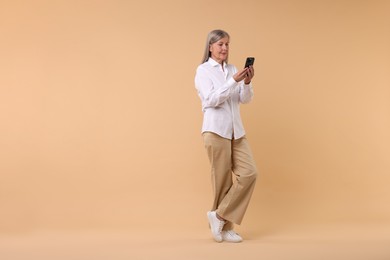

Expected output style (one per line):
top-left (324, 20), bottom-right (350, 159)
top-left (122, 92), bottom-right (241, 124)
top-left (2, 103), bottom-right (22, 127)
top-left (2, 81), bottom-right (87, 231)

top-left (233, 68), bottom-right (249, 82)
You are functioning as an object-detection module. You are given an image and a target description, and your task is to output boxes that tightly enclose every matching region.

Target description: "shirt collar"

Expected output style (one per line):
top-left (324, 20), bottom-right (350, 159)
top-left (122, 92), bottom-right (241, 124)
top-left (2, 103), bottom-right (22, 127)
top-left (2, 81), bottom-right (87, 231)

top-left (208, 57), bottom-right (227, 68)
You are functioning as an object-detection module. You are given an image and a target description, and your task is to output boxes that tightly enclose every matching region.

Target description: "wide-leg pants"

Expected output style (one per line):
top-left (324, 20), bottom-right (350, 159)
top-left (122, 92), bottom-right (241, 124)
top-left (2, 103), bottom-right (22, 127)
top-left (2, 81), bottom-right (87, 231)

top-left (203, 132), bottom-right (258, 230)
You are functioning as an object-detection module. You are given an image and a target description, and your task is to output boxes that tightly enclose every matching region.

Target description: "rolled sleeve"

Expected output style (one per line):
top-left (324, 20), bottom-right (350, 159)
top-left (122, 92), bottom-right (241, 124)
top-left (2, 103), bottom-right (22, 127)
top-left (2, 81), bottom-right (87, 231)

top-left (239, 83), bottom-right (254, 104)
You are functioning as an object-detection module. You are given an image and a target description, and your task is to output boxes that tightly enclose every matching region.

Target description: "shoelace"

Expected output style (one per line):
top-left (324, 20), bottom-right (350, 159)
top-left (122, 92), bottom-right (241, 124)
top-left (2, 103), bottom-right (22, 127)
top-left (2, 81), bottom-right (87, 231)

top-left (225, 230), bottom-right (239, 237)
top-left (218, 220), bottom-right (225, 233)
top-left (226, 230), bottom-right (238, 236)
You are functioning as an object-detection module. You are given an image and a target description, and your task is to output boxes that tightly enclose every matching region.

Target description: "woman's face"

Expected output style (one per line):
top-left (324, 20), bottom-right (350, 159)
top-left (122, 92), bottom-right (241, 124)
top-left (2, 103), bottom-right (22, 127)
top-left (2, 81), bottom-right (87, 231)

top-left (209, 37), bottom-right (229, 64)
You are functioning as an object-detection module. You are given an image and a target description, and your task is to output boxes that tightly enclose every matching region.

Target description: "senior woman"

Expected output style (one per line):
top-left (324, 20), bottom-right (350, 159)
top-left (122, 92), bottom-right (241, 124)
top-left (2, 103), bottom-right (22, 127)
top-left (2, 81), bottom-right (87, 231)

top-left (194, 29), bottom-right (258, 243)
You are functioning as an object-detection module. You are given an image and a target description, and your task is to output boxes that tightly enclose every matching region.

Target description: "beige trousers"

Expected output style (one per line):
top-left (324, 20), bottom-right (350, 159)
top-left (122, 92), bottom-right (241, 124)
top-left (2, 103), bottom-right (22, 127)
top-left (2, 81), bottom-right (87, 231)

top-left (203, 132), bottom-right (258, 230)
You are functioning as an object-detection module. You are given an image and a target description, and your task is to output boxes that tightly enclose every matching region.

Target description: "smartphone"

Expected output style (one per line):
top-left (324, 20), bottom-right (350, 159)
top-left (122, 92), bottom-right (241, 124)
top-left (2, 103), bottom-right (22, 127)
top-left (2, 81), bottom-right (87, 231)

top-left (244, 57), bottom-right (255, 68)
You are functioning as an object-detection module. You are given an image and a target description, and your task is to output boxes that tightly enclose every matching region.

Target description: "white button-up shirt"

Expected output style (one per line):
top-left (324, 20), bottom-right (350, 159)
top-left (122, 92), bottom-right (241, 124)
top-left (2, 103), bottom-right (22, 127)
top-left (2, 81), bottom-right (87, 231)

top-left (195, 58), bottom-right (254, 140)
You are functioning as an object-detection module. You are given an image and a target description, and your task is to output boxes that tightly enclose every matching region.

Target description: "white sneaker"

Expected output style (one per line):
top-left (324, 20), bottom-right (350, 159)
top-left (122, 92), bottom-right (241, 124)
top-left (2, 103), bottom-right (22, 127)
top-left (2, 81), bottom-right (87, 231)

top-left (207, 211), bottom-right (225, 242)
top-left (222, 230), bottom-right (243, 243)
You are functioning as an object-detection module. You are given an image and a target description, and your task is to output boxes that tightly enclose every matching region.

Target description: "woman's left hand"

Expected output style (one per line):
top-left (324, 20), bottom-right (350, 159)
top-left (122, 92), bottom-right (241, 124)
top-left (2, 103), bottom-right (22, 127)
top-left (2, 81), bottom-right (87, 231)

top-left (244, 66), bottom-right (254, 84)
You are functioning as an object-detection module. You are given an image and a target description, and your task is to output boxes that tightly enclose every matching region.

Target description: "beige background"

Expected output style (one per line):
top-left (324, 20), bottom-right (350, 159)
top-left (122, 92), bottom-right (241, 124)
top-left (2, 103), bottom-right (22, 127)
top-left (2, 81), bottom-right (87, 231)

top-left (1, 0), bottom-right (390, 254)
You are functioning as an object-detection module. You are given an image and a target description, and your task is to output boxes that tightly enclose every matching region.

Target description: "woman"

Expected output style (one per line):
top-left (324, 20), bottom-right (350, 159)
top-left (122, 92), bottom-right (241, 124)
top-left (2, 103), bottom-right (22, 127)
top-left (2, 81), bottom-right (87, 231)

top-left (194, 29), bottom-right (258, 243)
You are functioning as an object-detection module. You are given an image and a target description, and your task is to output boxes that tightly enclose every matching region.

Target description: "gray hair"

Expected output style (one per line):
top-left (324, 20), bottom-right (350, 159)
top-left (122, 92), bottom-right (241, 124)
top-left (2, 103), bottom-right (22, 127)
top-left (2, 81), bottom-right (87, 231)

top-left (201, 29), bottom-right (230, 64)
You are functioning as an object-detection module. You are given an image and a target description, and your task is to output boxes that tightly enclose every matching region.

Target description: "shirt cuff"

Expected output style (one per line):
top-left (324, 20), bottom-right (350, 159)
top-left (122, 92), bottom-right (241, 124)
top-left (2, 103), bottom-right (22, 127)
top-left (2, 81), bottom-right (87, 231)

top-left (241, 82), bottom-right (252, 90)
